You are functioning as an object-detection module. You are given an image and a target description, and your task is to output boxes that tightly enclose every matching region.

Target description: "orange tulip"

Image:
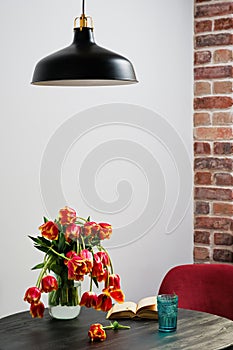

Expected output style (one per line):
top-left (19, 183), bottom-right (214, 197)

top-left (39, 221), bottom-right (59, 240)
top-left (98, 223), bottom-right (112, 240)
top-left (88, 323), bottom-right (106, 342)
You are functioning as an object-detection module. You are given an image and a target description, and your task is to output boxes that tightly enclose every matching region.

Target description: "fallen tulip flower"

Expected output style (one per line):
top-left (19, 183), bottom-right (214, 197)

top-left (88, 323), bottom-right (106, 342)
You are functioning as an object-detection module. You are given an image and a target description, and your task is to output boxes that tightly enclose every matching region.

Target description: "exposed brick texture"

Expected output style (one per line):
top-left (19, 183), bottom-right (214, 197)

top-left (194, 142), bottom-right (211, 155)
top-left (193, 0), bottom-right (233, 265)
top-left (195, 127), bottom-right (233, 140)
top-left (195, 187), bottom-right (232, 201)
top-left (195, 3), bottom-right (233, 18)
top-left (194, 157), bottom-right (232, 171)
top-left (195, 33), bottom-right (233, 48)
top-left (195, 20), bottom-right (212, 33)
top-left (212, 112), bottom-right (233, 125)
top-left (194, 247), bottom-right (210, 261)
top-left (194, 97), bottom-right (232, 110)
top-left (194, 66), bottom-right (232, 80)
top-left (213, 49), bottom-right (232, 63)
top-left (195, 82), bottom-right (211, 96)
top-left (214, 173), bottom-right (233, 186)
top-left (213, 203), bottom-right (233, 216)
top-left (195, 172), bottom-right (212, 185)
top-left (194, 113), bottom-right (211, 126)
top-left (194, 231), bottom-right (210, 244)
top-left (195, 217), bottom-right (232, 231)
top-left (213, 142), bottom-right (233, 154)
top-left (213, 81), bottom-right (232, 94)
top-left (214, 17), bottom-right (233, 31)
top-left (214, 232), bottom-right (233, 245)
top-left (194, 51), bottom-right (211, 65)
top-left (213, 249), bottom-right (233, 263)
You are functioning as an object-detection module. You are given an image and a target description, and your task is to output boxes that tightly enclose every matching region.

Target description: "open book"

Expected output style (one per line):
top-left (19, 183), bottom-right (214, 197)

top-left (106, 296), bottom-right (158, 320)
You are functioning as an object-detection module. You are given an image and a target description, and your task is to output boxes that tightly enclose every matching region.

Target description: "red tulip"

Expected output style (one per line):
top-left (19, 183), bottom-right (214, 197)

top-left (95, 251), bottom-right (110, 266)
top-left (41, 275), bottom-right (58, 293)
top-left (109, 289), bottom-right (125, 303)
top-left (98, 223), bottom-right (112, 240)
top-left (65, 250), bottom-right (78, 261)
top-left (59, 206), bottom-right (76, 226)
top-left (88, 324), bottom-right (106, 342)
top-left (79, 249), bottom-right (93, 273)
top-left (92, 255), bottom-right (107, 282)
top-left (24, 287), bottom-right (41, 304)
top-left (80, 292), bottom-right (98, 308)
top-left (103, 274), bottom-right (125, 303)
top-left (82, 222), bottom-right (100, 238)
top-left (107, 274), bottom-right (121, 290)
top-left (96, 293), bottom-right (112, 311)
top-left (30, 301), bottom-right (45, 318)
top-left (65, 223), bottom-right (81, 242)
top-left (65, 250), bottom-right (92, 280)
top-left (39, 221), bottom-right (59, 240)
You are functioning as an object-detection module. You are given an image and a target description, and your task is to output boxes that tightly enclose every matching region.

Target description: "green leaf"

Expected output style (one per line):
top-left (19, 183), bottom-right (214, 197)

top-left (28, 235), bottom-right (41, 244)
top-left (33, 245), bottom-right (50, 254)
top-left (39, 236), bottom-right (52, 246)
top-left (87, 216), bottom-right (91, 222)
top-left (43, 216), bottom-right (49, 223)
top-left (57, 231), bottom-right (66, 251)
top-left (31, 262), bottom-right (45, 270)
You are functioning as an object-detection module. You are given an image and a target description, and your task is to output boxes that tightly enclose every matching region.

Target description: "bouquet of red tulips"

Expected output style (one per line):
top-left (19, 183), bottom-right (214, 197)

top-left (24, 206), bottom-right (125, 318)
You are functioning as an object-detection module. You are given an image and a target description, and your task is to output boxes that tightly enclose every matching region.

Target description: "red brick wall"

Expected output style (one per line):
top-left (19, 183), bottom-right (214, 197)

top-left (193, 0), bottom-right (233, 263)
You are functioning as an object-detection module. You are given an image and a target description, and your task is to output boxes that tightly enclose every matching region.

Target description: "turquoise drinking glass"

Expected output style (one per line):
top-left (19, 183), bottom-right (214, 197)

top-left (157, 294), bottom-right (178, 332)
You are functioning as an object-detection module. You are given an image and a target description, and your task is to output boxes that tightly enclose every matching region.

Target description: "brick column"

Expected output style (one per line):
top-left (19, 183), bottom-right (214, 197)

top-left (193, 0), bottom-right (233, 263)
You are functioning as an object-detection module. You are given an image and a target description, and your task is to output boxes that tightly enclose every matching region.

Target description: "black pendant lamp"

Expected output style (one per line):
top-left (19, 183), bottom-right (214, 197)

top-left (31, 0), bottom-right (138, 86)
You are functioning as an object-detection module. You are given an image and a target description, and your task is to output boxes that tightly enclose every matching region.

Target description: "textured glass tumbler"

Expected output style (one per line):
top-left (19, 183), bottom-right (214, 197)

top-left (157, 294), bottom-right (178, 332)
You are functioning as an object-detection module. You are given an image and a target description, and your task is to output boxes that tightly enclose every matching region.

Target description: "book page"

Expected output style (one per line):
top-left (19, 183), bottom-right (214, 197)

top-left (136, 296), bottom-right (157, 312)
top-left (111, 301), bottom-right (137, 314)
top-left (106, 301), bottom-right (137, 319)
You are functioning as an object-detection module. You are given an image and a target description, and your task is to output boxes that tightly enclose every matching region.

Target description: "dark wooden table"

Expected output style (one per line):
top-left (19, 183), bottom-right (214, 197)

top-left (0, 308), bottom-right (233, 350)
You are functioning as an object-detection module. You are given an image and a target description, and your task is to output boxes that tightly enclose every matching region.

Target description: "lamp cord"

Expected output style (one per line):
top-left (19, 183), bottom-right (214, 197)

top-left (82, 0), bottom-right (85, 14)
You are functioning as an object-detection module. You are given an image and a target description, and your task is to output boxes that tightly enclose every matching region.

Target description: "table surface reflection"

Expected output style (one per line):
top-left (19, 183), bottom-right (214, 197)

top-left (0, 308), bottom-right (233, 350)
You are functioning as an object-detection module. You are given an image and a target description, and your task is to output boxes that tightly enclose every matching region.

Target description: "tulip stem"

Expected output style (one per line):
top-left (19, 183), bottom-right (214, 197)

top-left (103, 321), bottom-right (130, 330)
top-left (98, 246), bottom-right (114, 274)
top-left (49, 246), bottom-right (70, 261)
top-left (76, 216), bottom-right (87, 223)
top-left (90, 274), bottom-right (93, 291)
top-left (81, 235), bottom-right (86, 250)
top-left (35, 255), bottom-right (53, 288)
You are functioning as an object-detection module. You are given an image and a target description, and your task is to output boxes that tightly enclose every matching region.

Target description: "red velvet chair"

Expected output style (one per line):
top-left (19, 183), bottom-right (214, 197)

top-left (158, 264), bottom-right (233, 321)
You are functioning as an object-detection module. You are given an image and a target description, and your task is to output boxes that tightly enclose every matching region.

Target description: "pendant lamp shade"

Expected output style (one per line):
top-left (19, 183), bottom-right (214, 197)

top-left (31, 6), bottom-right (138, 87)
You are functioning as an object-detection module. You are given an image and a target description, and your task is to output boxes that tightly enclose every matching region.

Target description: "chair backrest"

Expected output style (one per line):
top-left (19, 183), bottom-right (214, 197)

top-left (158, 264), bottom-right (233, 321)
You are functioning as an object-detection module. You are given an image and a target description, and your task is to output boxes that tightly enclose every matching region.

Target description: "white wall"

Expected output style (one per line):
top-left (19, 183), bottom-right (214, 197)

top-left (0, 0), bottom-right (193, 318)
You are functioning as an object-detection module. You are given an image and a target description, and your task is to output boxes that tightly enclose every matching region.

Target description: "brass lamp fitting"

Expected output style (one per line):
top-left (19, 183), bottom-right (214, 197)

top-left (74, 14), bottom-right (94, 30)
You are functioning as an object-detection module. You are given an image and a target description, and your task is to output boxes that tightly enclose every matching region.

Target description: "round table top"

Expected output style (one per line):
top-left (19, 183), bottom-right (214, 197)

top-left (0, 308), bottom-right (233, 350)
